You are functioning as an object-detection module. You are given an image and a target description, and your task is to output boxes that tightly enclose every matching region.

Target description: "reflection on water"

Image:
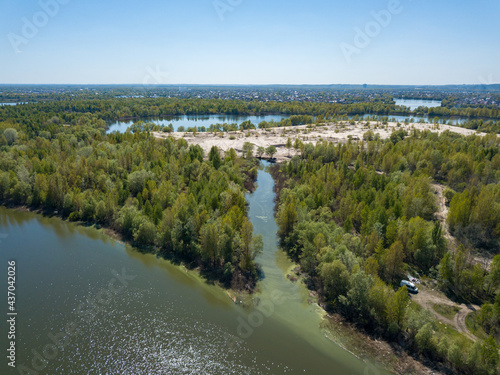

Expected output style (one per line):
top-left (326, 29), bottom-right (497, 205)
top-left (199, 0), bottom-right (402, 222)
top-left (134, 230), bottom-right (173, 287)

top-left (395, 98), bottom-right (442, 111)
top-left (106, 114), bottom-right (290, 134)
top-left (106, 109), bottom-right (474, 134)
top-left (0, 165), bottom-right (391, 374)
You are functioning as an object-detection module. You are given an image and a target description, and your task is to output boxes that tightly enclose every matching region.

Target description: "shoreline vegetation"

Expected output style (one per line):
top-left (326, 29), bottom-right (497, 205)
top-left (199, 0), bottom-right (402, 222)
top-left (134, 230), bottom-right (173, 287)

top-left (283, 261), bottom-right (442, 375)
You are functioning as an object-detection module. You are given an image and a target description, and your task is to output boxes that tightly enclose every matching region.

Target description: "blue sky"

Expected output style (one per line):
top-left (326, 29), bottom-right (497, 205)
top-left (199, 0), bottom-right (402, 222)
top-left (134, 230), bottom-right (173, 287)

top-left (1, 0), bottom-right (499, 85)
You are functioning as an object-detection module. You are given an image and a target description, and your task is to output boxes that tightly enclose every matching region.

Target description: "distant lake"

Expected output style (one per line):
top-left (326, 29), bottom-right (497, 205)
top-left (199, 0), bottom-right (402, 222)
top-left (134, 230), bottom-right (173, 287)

top-left (356, 114), bottom-right (467, 125)
top-left (107, 114), bottom-right (290, 133)
top-left (0, 102), bottom-right (25, 106)
top-left (395, 98), bottom-right (442, 111)
top-left (106, 110), bottom-right (473, 134)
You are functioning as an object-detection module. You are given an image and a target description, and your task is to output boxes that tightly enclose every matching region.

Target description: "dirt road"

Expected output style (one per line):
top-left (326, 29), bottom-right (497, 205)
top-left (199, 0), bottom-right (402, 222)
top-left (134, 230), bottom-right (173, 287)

top-left (411, 287), bottom-right (480, 342)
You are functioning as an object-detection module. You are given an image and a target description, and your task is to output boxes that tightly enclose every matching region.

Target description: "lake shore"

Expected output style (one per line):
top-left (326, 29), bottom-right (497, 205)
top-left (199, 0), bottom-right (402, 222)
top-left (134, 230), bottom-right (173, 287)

top-left (155, 120), bottom-right (486, 162)
top-left (285, 265), bottom-right (446, 375)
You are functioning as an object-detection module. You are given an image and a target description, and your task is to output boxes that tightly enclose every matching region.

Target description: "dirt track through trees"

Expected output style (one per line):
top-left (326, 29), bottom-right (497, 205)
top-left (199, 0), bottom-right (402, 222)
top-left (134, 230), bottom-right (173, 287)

top-left (411, 288), bottom-right (480, 342)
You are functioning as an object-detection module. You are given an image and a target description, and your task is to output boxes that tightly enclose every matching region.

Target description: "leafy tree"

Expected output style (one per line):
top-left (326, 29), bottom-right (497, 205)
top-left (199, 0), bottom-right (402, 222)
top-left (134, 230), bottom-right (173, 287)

top-left (257, 146), bottom-right (265, 158)
top-left (487, 255), bottom-right (500, 294)
top-left (385, 286), bottom-right (409, 330)
top-left (364, 256), bottom-right (379, 277)
top-left (239, 120), bottom-right (255, 130)
top-left (152, 203), bottom-right (163, 225)
top-left (448, 343), bottom-right (464, 371)
top-left (265, 145), bottom-right (277, 159)
top-left (276, 193), bottom-right (298, 245)
top-left (448, 189), bottom-right (473, 232)
top-left (480, 335), bottom-right (500, 370)
top-left (339, 271), bottom-right (373, 324)
top-left (286, 138), bottom-right (292, 156)
top-left (368, 278), bottom-right (391, 326)
top-left (415, 323), bottom-right (435, 354)
top-left (293, 138), bottom-right (302, 152)
top-left (4, 128), bottom-right (18, 145)
top-left (129, 170), bottom-right (153, 196)
top-left (439, 252), bottom-right (454, 287)
top-left (134, 218), bottom-right (157, 246)
top-left (242, 142), bottom-right (254, 158)
top-left (200, 220), bottom-right (220, 267)
top-left (209, 146), bottom-right (222, 170)
top-left (95, 200), bottom-right (109, 224)
top-left (384, 241), bottom-right (405, 283)
top-left (320, 260), bottom-right (350, 304)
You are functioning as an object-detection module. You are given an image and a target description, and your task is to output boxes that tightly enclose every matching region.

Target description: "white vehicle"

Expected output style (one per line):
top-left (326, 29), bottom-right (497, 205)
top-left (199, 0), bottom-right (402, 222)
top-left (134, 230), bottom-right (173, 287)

top-left (400, 280), bottom-right (418, 293)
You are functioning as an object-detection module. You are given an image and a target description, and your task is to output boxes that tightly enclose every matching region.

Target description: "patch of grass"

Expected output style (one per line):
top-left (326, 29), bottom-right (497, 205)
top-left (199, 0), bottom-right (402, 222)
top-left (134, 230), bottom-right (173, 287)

top-left (465, 310), bottom-right (488, 341)
top-left (435, 320), bottom-right (472, 346)
top-left (432, 303), bottom-right (460, 320)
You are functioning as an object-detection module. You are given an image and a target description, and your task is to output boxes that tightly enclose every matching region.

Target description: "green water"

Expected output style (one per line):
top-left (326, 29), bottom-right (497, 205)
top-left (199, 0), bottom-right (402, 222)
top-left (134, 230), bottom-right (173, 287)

top-left (0, 163), bottom-right (389, 374)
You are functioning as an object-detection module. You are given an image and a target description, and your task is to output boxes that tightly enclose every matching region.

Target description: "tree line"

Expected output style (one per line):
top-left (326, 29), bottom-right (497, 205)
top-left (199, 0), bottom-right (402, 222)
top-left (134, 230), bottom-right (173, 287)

top-left (2, 98), bottom-right (500, 139)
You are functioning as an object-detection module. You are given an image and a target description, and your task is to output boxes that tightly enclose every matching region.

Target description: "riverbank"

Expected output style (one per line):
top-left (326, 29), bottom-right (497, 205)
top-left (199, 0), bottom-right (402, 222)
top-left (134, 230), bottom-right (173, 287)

top-left (155, 120), bottom-right (486, 162)
top-left (0, 202), bottom-right (259, 294)
top-left (284, 265), bottom-right (446, 375)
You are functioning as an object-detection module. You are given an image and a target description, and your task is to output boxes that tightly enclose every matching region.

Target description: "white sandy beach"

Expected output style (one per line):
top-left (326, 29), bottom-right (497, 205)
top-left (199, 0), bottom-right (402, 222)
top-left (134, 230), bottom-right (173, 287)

top-left (154, 121), bottom-right (486, 162)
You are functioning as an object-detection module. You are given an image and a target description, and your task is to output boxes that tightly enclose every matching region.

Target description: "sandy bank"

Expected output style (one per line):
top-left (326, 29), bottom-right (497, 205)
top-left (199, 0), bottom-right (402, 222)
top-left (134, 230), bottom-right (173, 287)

top-left (154, 121), bottom-right (486, 163)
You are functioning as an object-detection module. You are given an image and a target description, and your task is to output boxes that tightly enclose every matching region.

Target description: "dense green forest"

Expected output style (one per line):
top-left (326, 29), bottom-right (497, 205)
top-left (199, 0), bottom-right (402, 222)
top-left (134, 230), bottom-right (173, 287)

top-left (274, 130), bottom-right (500, 374)
top-left (1, 98), bottom-right (500, 136)
top-left (0, 118), bottom-right (262, 289)
top-left (2, 97), bottom-right (500, 373)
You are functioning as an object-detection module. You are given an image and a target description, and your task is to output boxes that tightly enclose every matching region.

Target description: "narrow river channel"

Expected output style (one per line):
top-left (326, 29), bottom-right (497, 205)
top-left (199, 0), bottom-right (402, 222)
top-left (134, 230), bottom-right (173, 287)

top-left (0, 162), bottom-right (389, 374)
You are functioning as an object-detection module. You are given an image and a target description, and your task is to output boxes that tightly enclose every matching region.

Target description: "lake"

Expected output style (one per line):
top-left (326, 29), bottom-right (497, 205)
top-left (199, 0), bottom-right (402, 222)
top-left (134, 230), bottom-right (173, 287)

top-left (357, 114), bottom-right (467, 125)
top-left (0, 162), bottom-right (390, 374)
top-left (395, 98), bottom-right (442, 111)
top-left (107, 111), bottom-right (470, 134)
top-left (106, 115), bottom-right (290, 133)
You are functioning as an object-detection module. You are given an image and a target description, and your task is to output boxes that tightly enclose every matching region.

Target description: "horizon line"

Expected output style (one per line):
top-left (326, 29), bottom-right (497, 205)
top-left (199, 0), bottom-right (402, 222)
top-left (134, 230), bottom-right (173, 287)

top-left (0, 83), bottom-right (499, 87)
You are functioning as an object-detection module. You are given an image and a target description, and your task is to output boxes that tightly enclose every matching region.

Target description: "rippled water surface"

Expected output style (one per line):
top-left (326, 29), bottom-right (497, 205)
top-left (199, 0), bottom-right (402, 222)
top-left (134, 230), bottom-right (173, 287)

top-left (0, 163), bottom-right (390, 374)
